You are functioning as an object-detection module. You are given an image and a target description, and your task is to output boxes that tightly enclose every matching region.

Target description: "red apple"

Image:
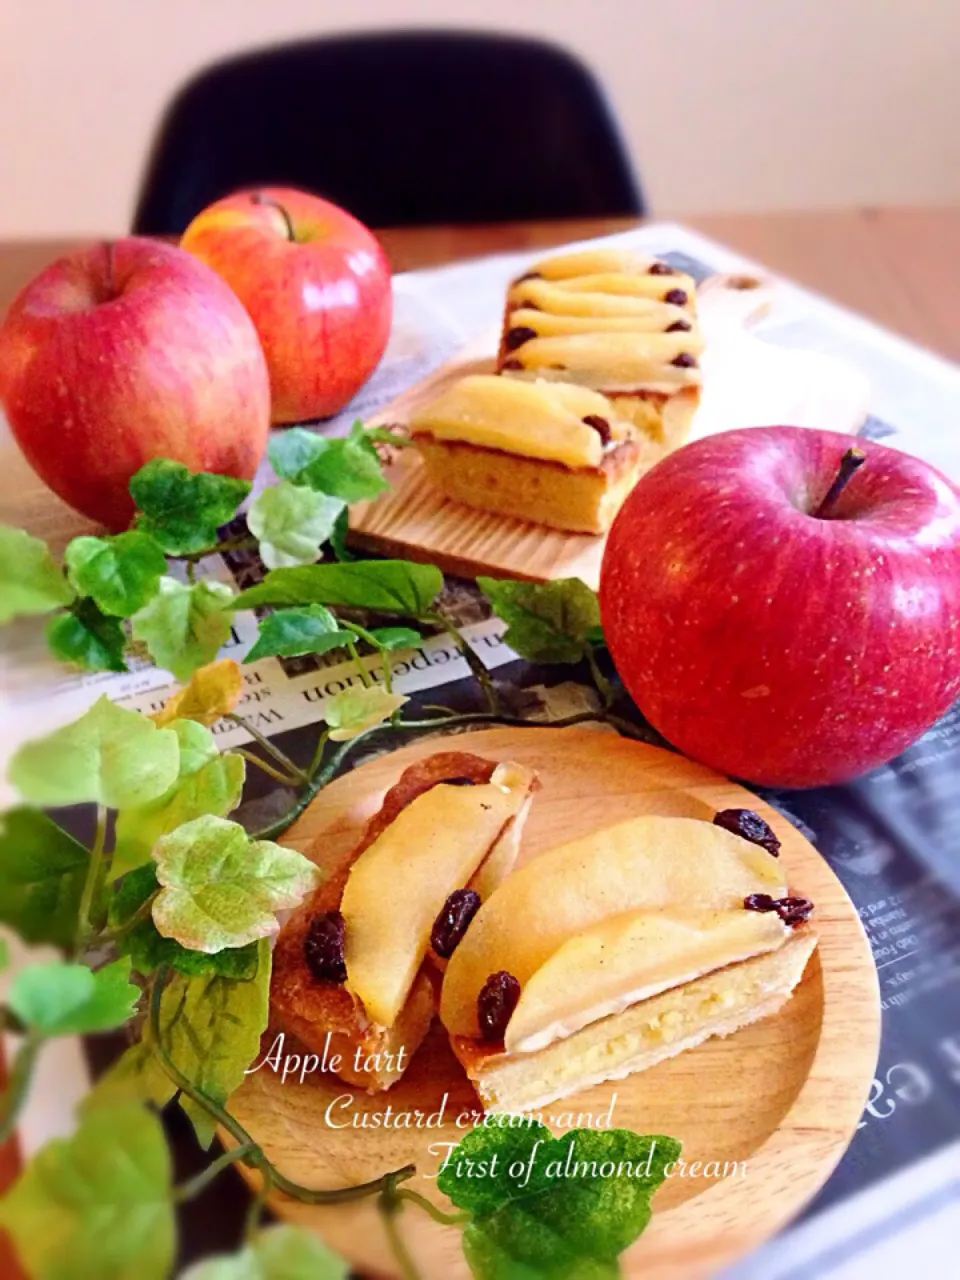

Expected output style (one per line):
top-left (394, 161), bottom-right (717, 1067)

top-left (0, 237), bottom-right (270, 530)
top-left (180, 187), bottom-right (392, 424)
top-left (600, 426), bottom-right (960, 787)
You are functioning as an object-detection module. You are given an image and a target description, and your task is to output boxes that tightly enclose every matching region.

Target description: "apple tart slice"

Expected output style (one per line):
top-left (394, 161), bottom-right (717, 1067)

top-left (498, 248), bottom-right (702, 449)
top-left (409, 374), bottom-right (651, 535)
top-left (439, 810), bottom-right (817, 1112)
top-left (270, 752), bottom-right (537, 1092)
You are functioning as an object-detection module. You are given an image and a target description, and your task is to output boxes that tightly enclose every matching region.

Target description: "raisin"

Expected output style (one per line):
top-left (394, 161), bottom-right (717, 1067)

top-left (304, 910), bottom-right (347, 983)
top-left (665, 319), bottom-right (692, 333)
top-left (501, 358), bottom-right (523, 371)
top-left (504, 325), bottom-right (537, 351)
top-left (775, 896), bottom-right (815, 926)
top-left (664, 288), bottom-right (689, 306)
top-left (744, 893), bottom-right (814, 926)
top-left (478, 971), bottom-right (521, 1041)
top-left (743, 893), bottom-right (777, 913)
top-left (431, 889), bottom-right (482, 959)
top-left (520, 299), bottom-right (541, 310)
top-left (648, 261), bottom-right (676, 275)
top-left (671, 353), bottom-right (698, 369)
top-left (714, 809), bottom-right (781, 857)
top-left (582, 414), bottom-right (612, 444)
top-left (516, 270), bottom-right (543, 282)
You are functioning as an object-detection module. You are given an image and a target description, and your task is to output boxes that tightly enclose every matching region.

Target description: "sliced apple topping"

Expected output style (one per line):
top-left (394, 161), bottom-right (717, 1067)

top-left (507, 278), bottom-right (682, 320)
top-left (341, 763), bottom-right (534, 1028)
top-left (508, 307), bottom-right (694, 338)
top-left (440, 815), bottom-right (787, 1039)
top-left (553, 272), bottom-right (695, 302)
top-left (468, 770), bottom-right (536, 902)
top-left (524, 248), bottom-right (690, 284)
top-left (501, 333), bottom-right (702, 392)
top-left (503, 907), bottom-right (789, 1054)
top-left (409, 374), bottom-right (630, 469)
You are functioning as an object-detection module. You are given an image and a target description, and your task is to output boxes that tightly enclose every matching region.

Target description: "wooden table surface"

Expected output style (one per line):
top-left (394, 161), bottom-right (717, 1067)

top-left (2, 208), bottom-right (959, 363)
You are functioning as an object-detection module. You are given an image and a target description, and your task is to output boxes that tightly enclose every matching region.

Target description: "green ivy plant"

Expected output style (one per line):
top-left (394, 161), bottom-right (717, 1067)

top-left (0, 423), bottom-right (675, 1279)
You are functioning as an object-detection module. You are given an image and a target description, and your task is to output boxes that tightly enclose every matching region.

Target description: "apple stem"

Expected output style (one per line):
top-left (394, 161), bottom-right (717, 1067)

top-left (102, 240), bottom-right (116, 300)
top-left (813, 446), bottom-right (867, 519)
top-left (250, 192), bottom-right (296, 242)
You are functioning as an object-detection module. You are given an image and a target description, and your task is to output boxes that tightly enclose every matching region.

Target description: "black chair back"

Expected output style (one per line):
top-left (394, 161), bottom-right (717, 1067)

top-left (133, 30), bottom-right (643, 234)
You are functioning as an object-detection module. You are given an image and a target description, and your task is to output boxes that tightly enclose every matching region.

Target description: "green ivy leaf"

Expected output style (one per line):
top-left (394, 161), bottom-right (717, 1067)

top-left (329, 507), bottom-right (355, 562)
top-left (8, 962), bottom-right (89, 1033)
top-left (367, 626), bottom-right (422, 651)
top-left (0, 808), bottom-right (89, 947)
top-left (268, 428), bottom-right (327, 481)
top-left (64, 532), bottom-right (167, 617)
top-left (171, 717), bottom-right (220, 774)
top-left (478, 576), bottom-right (602, 664)
top-left (130, 459), bottom-right (251, 555)
top-left (138, 926), bottom-right (260, 981)
top-left (8, 696), bottom-right (180, 809)
top-left (247, 482), bottom-right (345, 570)
top-left (9, 957), bottom-right (139, 1036)
top-left (151, 659), bottom-right (244, 728)
top-left (81, 1039), bottom-right (176, 1115)
top-left (110, 864), bottom-right (260, 980)
top-left (181, 1225), bottom-right (349, 1280)
top-left (113, 720), bottom-right (246, 875)
top-left (234, 560), bottom-right (443, 616)
top-left (325, 686), bottom-right (408, 741)
top-left (131, 577), bottom-right (234, 681)
top-left (0, 525), bottom-right (74, 623)
top-left (269, 421), bottom-right (388, 503)
top-left (0, 1102), bottom-right (175, 1280)
top-left (298, 420), bottom-right (389, 502)
top-left (439, 1125), bottom-right (680, 1280)
top-left (154, 945), bottom-right (271, 1147)
top-left (152, 815), bottom-right (321, 953)
top-left (46, 598), bottom-right (128, 673)
top-left (244, 605), bottom-right (353, 663)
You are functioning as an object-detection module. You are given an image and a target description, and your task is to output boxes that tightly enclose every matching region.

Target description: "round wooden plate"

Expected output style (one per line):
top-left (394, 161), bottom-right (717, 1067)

top-left (226, 727), bottom-right (880, 1279)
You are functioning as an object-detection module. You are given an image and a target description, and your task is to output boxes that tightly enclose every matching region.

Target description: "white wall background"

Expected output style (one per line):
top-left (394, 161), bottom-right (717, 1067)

top-left (1, 0), bottom-right (958, 236)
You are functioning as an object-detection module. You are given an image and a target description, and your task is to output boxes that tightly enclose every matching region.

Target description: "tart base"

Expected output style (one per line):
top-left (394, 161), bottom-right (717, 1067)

top-left (414, 435), bottom-right (652, 535)
top-left (609, 385), bottom-right (701, 449)
top-left (269, 971), bottom-right (438, 1093)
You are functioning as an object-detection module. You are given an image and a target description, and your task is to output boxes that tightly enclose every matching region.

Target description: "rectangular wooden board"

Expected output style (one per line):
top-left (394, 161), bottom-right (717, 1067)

top-left (348, 281), bottom-right (868, 588)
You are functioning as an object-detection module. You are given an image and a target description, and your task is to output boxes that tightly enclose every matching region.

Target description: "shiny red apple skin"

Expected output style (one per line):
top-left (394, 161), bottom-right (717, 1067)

top-left (180, 187), bottom-right (392, 424)
top-left (0, 237), bottom-right (270, 530)
top-left (600, 426), bottom-right (960, 787)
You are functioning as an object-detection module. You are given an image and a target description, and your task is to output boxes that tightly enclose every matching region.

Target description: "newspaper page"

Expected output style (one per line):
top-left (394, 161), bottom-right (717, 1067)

top-left (2, 224), bottom-right (959, 1278)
